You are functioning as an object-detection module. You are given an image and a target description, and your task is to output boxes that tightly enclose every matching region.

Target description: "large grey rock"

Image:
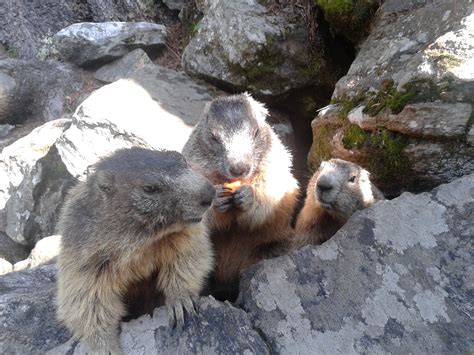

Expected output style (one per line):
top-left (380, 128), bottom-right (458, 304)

top-left (0, 264), bottom-right (70, 354)
top-left (13, 235), bottom-right (61, 272)
top-left (0, 232), bottom-right (28, 265)
top-left (0, 0), bottom-right (160, 60)
top-left (0, 59), bottom-right (88, 126)
top-left (53, 22), bottom-right (167, 67)
top-left (0, 60), bottom-right (217, 247)
top-left (239, 174), bottom-right (474, 354)
top-left (0, 119), bottom-right (74, 247)
top-left (308, 0), bottom-right (474, 196)
top-left (182, 0), bottom-right (346, 96)
top-left (52, 297), bottom-right (269, 354)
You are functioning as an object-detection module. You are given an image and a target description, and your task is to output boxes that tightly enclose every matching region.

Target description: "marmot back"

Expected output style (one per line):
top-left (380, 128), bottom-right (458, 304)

top-left (294, 158), bottom-right (384, 247)
top-left (183, 93), bottom-right (299, 300)
top-left (56, 147), bottom-right (215, 354)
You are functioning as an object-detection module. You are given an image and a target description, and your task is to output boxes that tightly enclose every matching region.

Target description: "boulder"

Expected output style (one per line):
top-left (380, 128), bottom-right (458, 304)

top-left (52, 22), bottom-right (167, 67)
top-left (182, 0), bottom-right (349, 97)
top-left (0, 0), bottom-right (160, 60)
top-left (0, 59), bottom-right (89, 126)
top-left (239, 174), bottom-right (474, 354)
top-left (51, 297), bottom-right (269, 354)
top-left (0, 258), bottom-right (12, 276)
top-left (0, 264), bottom-right (70, 354)
top-left (307, 0), bottom-right (474, 196)
top-left (13, 235), bottom-right (61, 272)
top-left (0, 58), bottom-right (217, 248)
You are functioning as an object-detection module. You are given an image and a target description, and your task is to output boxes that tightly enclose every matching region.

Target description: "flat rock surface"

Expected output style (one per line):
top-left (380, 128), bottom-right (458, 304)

top-left (239, 174), bottom-right (474, 354)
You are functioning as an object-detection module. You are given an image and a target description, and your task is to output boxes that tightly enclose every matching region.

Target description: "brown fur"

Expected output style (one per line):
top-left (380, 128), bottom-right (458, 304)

top-left (56, 148), bottom-right (214, 354)
top-left (294, 159), bottom-right (384, 247)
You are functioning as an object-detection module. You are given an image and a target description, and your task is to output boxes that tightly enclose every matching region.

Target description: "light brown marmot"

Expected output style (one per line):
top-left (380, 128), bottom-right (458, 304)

top-left (182, 93), bottom-right (299, 300)
top-left (294, 158), bottom-right (384, 247)
top-left (56, 147), bottom-right (215, 354)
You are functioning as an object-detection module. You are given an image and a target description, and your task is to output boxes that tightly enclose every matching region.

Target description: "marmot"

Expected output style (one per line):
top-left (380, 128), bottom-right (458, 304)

top-left (294, 158), bottom-right (384, 247)
top-left (182, 93), bottom-right (299, 300)
top-left (56, 147), bottom-right (215, 354)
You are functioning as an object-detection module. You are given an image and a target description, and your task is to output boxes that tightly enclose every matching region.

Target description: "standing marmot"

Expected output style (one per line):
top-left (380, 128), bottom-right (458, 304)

top-left (294, 158), bottom-right (384, 247)
top-left (56, 148), bottom-right (215, 354)
top-left (182, 93), bottom-right (299, 300)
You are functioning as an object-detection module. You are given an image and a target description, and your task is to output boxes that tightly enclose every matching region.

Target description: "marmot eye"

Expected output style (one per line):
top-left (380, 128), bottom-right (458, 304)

top-left (348, 176), bottom-right (356, 183)
top-left (143, 185), bottom-right (161, 194)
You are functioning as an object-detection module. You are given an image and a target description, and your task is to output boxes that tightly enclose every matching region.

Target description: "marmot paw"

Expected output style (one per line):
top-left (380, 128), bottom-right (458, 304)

top-left (166, 295), bottom-right (198, 330)
top-left (233, 185), bottom-right (254, 211)
top-left (214, 185), bottom-right (233, 213)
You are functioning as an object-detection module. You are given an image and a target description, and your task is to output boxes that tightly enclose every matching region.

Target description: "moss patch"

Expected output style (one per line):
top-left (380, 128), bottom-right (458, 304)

top-left (363, 80), bottom-right (416, 116)
top-left (341, 125), bottom-right (412, 189)
top-left (332, 93), bottom-right (365, 119)
top-left (308, 124), bottom-right (338, 171)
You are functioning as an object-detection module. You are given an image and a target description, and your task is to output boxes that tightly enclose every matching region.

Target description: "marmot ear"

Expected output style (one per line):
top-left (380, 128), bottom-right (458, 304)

top-left (244, 92), bottom-right (268, 124)
top-left (96, 170), bottom-right (116, 195)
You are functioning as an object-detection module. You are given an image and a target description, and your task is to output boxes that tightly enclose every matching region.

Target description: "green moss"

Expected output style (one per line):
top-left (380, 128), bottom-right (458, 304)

top-left (316, 0), bottom-right (353, 16)
top-left (228, 38), bottom-right (285, 91)
top-left (332, 93), bottom-right (365, 119)
top-left (431, 52), bottom-right (464, 70)
top-left (6, 46), bottom-right (19, 58)
top-left (342, 125), bottom-right (412, 188)
top-left (363, 80), bottom-right (415, 116)
top-left (308, 125), bottom-right (337, 171)
top-left (342, 124), bottom-right (369, 149)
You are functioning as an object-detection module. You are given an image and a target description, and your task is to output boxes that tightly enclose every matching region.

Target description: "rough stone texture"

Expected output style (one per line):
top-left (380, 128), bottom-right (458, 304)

top-left (0, 232), bottom-right (29, 265)
top-left (0, 0), bottom-right (159, 60)
top-left (52, 297), bottom-right (270, 354)
top-left (182, 0), bottom-right (347, 96)
top-left (239, 174), bottom-right (474, 354)
top-left (52, 22), bottom-right (167, 67)
top-left (0, 264), bottom-right (70, 354)
top-left (0, 58), bottom-right (217, 248)
top-left (0, 59), bottom-right (88, 126)
top-left (308, 0), bottom-right (474, 196)
top-left (315, 0), bottom-right (380, 45)
top-left (13, 235), bottom-right (61, 271)
top-left (163, 0), bottom-right (188, 11)
top-left (0, 119), bottom-right (74, 247)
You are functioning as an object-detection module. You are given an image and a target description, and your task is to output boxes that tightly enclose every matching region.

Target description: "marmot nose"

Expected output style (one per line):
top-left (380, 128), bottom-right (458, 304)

top-left (200, 183), bottom-right (216, 208)
top-left (317, 179), bottom-right (333, 194)
top-left (229, 163), bottom-right (250, 177)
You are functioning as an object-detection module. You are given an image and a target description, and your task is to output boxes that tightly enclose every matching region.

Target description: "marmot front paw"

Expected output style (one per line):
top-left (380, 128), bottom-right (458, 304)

top-left (233, 185), bottom-right (254, 211)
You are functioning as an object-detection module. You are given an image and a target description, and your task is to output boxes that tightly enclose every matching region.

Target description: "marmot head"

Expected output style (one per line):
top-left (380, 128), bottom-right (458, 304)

top-left (193, 93), bottom-right (272, 183)
top-left (91, 147), bottom-right (215, 234)
top-left (312, 159), bottom-right (383, 221)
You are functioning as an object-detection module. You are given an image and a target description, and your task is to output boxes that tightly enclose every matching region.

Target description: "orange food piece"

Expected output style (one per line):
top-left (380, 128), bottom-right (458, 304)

top-left (223, 181), bottom-right (242, 191)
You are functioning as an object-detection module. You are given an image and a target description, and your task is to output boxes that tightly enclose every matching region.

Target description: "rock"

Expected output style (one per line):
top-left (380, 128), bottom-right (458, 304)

top-left (0, 59), bottom-right (217, 246)
top-left (53, 22), bottom-right (167, 67)
top-left (0, 232), bottom-right (28, 264)
top-left (182, 0), bottom-right (348, 96)
top-left (315, 0), bottom-right (380, 45)
top-left (307, 0), bottom-right (474, 196)
top-left (0, 0), bottom-right (160, 60)
top-left (163, 0), bottom-right (188, 11)
top-left (0, 258), bottom-right (12, 276)
top-left (51, 297), bottom-right (269, 354)
top-left (239, 174), bottom-right (474, 354)
top-left (0, 59), bottom-right (89, 126)
top-left (0, 264), bottom-right (70, 354)
top-left (0, 119), bottom-right (74, 246)
top-left (13, 235), bottom-right (61, 272)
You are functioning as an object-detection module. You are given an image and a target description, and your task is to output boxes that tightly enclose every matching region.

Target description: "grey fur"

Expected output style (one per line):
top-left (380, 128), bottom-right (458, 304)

top-left (56, 147), bottom-right (215, 354)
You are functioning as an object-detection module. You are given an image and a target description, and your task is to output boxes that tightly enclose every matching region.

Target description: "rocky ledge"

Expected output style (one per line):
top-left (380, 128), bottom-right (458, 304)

top-left (1, 174), bottom-right (472, 354)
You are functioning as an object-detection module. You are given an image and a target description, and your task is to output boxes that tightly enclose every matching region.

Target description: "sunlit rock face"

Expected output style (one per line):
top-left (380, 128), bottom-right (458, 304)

top-left (308, 0), bottom-right (474, 197)
top-left (52, 22), bottom-right (167, 67)
top-left (0, 57), bottom-right (218, 249)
